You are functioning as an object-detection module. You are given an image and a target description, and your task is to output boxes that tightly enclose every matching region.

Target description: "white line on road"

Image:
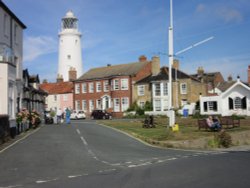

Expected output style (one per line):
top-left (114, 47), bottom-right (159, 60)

top-left (76, 129), bottom-right (81, 135)
top-left (80, 136), bottom-right (88, 146)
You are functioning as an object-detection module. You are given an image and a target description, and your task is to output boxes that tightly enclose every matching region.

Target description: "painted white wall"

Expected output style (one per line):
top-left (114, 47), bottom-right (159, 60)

top-left (58, 11), bottom-right (83, 81)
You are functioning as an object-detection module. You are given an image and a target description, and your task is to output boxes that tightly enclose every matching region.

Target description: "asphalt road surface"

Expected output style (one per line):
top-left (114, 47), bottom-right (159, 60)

top-left (0, 120), bottom-right (250, 188)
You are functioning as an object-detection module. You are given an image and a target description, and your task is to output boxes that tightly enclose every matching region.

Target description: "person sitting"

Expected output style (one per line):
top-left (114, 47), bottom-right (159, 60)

top-left (206, 116), bottom-right (221, 131)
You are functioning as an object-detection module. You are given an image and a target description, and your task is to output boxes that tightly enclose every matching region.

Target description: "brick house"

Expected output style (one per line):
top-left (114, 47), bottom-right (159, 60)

top-left (135, 60), bottom-right (207, 114)
top-left (190, 67), bottom-right (224, 93)
top-left (73, 55), bottom-right (160, 118)
top-left (40, 81), bottom-right (74, 112)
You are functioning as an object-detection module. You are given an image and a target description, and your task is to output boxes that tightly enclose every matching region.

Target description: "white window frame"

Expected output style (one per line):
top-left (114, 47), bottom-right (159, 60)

top-left (121, 79), bottom-right (128, 90)
top-left (121, 97), bottom-right (129, 112)
top-left (154, 99), bottom-right (161, 111)
top-left (89, 100), bottom-right (94, 112)
top-left (114, 98), bottom-right (120, 112)
top-left (82, 100), bottom-right (87, 111)
top-left (180, 83), bottom-right (187, 94)
top-left (75, 84), bottom-right (80, 94)
top-left (154, 83), bottom-right (161, 96)
top-left (96, 82), bottom-right (101, 92)
top-left (234, 97), bottom-right (242, 109)
top-left (63, 94), bottom-right (68, 101)
top-left (75, 100), bottom-right (80, 111)
top-left (96, 99), bottom-right (101, 109)
top-left (163, 83), bottom-right (168, 96)
top-left (104, 80), bottom-right (109, 92)
top-left (137, 85), bottom-right (145, 96)
top-left (54, 95), bottom-right (57, 101)
top-left (82, 83), bottom-right (87, 93)
top-left (89, 82), bottom-right (94, 93)
top-left (113, 79), bottom-right (119, 90)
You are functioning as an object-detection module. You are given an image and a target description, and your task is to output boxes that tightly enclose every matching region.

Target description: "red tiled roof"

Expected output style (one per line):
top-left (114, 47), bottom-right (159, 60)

top-left (39, 82), bottom-right (73, 94)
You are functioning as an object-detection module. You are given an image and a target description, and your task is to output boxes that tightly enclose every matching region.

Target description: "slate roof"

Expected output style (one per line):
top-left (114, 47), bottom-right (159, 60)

top-left (77, 61), bottom-right (150, 81)
top-left (136, 67), bottom-right (199, 84)
top-left (217, 81), bottom-right (236, 92)
top-left (39, 82), bottom-right (73, 94)
top-left (190, 72), bottom-right (223, 83)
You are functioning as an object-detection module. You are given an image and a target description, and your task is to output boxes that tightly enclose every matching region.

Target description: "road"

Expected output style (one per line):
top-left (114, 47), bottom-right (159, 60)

top-left (0, 120), bottom-right (250, 188)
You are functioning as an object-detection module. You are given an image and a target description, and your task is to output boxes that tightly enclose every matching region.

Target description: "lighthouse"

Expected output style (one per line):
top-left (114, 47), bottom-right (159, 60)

top-left (57, 10), bottom-right (83, 81)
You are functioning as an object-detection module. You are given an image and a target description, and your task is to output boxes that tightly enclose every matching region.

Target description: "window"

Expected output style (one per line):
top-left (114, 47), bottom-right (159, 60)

top-left (203, 101), bottom-right (217, 112)
top-left (67, 55), bottom-right (71, 60)
top-left (139, 101), bottom-right (145, 108)
top-left (121, 79), bottom-right (128, 90)
top-left (163, 99), bottom-right (168, 111)
top-left (104, 81), bottom-right (109, 92)
top-left (82, 83), bottom-right (87, 93)
top-left (154, 83), bottom-right (161, 96)
top-left (234, 97), bottom-right (242, 109)
top-left (89, 82), bottom-right (94, 93)
top-left (154, 99), bottom-right (161, 111)
top-left (114, 98), bottom-right (120, 112)
top-left (14, 24), bottom-right (18, 44)
top-left (63, 94), bottom-right (68, 101)
top-left (89, 100), bottom-right (94, 112)
top-left (96, 82), bottom-right (101, 92)
top-left (113, 79), bottom-right (119, 90)
top-left (180, 83), bottom-right (187, 94)
top-left (82, 100), bottom-right (87, 111)
top-left (121, 98), bottom-right (129, 112)
top-left (54, 95), bottom-right (57, 101)
top-left (75, 84), bottom-right (80, 94)
top-left (229, 98), bottom-right (234, 110)
top-left (242, 97), bottom-right (247, 109)
top-left (96, 99), bottom-right (101, 109)
top-left (163, 83), bottom-right (168, 96)
top-left (137, 85), bottom-right (145, 96)
top-left (4, 14), bottom-right (8, 37)
top-left (75, 100), bottom-right (81, 110)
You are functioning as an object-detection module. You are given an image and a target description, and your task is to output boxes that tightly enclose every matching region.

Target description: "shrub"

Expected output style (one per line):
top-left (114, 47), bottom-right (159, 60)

top-left (217, 130), bottom-right (232, 148)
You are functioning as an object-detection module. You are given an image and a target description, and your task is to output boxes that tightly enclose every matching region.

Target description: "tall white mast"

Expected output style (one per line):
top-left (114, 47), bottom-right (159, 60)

top-left (168, 0), bottom-right (175, 127)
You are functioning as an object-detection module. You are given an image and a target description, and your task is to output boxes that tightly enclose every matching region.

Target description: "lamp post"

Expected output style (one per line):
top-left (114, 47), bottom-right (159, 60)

top-left (168, 0), bottom-right (175, 127)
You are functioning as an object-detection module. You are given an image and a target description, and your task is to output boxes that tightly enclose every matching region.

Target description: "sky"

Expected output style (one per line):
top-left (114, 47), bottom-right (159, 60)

top-left (3, 0), bottom-right (250, 82)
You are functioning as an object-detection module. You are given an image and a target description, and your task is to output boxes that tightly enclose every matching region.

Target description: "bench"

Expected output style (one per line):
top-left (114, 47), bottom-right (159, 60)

top-left (197, 119), bottom-right (210, 131)
top-left (219, 116), bottom-right (240, 128)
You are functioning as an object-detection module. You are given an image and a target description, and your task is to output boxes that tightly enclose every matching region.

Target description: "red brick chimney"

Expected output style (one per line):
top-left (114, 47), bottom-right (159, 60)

top-left (139, 55), bottom-right (147, 62)
top-left (69, 67), bottom-right (77, 81)
top-left (248, 65), bottom-right (250, 84)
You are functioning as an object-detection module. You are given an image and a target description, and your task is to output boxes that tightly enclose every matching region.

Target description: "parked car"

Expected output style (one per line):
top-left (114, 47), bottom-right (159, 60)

top-left (91, 110), bottom-right (112, 120)
top-left (70, 110), bottom-right (86, 120)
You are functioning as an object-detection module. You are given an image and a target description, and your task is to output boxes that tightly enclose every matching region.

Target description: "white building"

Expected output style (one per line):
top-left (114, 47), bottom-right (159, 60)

top-left (57, 10), bottom-right (83, 81)
top-left (0, 1), bottom-right (26, 127)
top-left (200, 77), bottom-right (250, 116)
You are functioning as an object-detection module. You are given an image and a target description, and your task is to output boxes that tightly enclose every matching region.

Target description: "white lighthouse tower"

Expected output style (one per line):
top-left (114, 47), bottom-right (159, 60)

top-left (57, 10), bottom-right (83, 81)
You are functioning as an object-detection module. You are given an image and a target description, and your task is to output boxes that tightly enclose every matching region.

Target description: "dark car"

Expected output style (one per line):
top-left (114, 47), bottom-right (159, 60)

top-left (91, 110), bottom-right (112, 120)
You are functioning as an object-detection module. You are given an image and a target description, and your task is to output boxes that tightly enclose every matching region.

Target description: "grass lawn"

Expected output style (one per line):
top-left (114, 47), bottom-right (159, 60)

top-left (99, 116), bottom-right (250, 148)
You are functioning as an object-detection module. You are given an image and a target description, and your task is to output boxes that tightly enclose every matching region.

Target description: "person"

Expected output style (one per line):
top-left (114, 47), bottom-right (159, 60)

top-left (56, 108), bottom-right (62, 124)
top-left (206, 115), bottom-right (221, 130)
top-left (65, 108), bottom-right (71, 124)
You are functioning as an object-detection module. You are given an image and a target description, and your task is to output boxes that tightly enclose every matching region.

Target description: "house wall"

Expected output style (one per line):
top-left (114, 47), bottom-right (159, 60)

top-left (133, 83), bottom-right (151, 107)
top-left (200, 95), bottom-right (221, 115)
top-left (60, 93), bottom-right (73, 111)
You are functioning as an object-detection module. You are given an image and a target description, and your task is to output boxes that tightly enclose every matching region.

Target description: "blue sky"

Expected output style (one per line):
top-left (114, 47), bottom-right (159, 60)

top-left (4, 0), bottom-right (250, 82)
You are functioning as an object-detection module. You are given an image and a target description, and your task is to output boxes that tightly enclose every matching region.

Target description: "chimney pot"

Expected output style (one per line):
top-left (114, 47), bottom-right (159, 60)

top-left (139, 55), bottom-right (147, 62)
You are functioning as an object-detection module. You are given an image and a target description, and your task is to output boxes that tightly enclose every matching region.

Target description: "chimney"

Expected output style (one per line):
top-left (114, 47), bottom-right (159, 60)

top-left (197, 67), bottom-right (204, 76)
top-left (107, 64), bottom-right (111, 67)
top-left (56, 74), bottom-right (64, 83)
top-left (42, 79), bottom-right (48, 84)
top-left (69, 67), bottom-right (77, 81)
top-left (173, 59), bottom-right (179, 70)
top-left (139, 55), bottom-right (147, 62)
top-left (151, 56), bottom-right (160, 76)
top-left (227, 74), bottom-right (233, 82)
top-left (248, 65), bottom-right (250, 84)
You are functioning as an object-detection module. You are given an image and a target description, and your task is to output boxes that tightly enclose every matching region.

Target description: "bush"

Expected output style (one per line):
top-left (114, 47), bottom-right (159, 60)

top-left (217, 130), bottom-right (232, 148)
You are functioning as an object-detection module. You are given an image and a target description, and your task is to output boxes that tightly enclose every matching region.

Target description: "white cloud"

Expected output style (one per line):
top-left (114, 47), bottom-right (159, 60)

top-left (24, 36), bottom-right (57, 62)
top-left (216, 7), bottom-right (243, 23)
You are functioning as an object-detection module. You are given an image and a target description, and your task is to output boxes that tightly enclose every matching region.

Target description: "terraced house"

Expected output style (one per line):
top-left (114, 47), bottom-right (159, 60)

top-left (73, 56), bottom-right (160, 117)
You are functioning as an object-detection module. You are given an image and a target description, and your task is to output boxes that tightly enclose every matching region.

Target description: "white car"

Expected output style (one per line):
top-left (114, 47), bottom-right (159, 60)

top-left (70, 110), bottom-right (86, 119)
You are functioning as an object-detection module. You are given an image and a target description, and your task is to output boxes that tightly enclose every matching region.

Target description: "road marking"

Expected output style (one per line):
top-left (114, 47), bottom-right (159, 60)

top-left (80, 136), bottom-right (88, 146)
top-left (76, 129), bottom-right (81, 135)
top-left (68, 174), bottom-right (83, 178)
top-left (36, 178), bottom-right (58, 184)
top-left (0, 185), bottom-right (22, 188)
